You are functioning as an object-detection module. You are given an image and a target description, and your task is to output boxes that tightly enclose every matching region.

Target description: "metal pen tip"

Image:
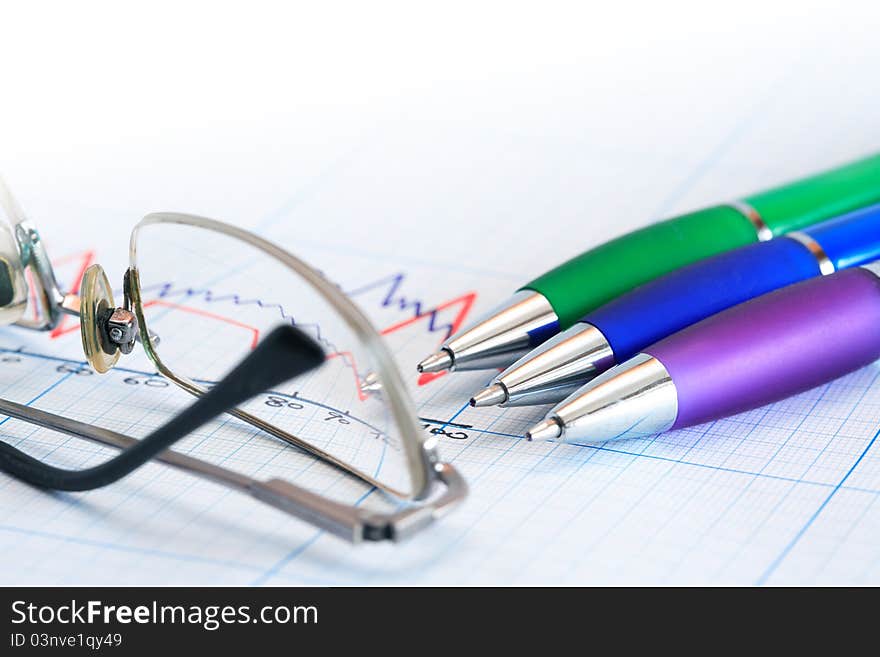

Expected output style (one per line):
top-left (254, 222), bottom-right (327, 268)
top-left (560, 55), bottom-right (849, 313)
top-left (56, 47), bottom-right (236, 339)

top-left (360, 371), bottom-right (383, 395)
top-left (417, 350), bottom-right (453, 374)
top-left (525, 418), bottom-right (562, 442)
top-left (469, 383), bottom-right (508, 408)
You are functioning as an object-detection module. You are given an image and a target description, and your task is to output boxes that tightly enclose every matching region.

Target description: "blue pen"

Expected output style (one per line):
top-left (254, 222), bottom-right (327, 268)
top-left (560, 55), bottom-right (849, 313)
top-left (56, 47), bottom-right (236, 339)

top-left (470, 202), bottom-right (880, 407)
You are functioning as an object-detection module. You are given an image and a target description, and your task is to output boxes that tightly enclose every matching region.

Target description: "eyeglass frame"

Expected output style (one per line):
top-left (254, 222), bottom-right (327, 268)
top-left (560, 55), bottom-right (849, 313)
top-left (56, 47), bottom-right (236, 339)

top-left (0, 203), bottom-right (467, 543)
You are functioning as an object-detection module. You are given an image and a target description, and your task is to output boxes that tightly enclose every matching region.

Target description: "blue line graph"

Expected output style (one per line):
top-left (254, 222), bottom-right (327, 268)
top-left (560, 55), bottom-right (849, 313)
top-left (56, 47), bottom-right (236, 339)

top-left (140, 269), bottom-right (466, 352)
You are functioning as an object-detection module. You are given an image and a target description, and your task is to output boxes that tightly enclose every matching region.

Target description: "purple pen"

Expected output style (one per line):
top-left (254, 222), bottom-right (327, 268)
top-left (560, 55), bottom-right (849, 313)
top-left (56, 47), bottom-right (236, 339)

top-left (526, 262), bottom-right (880, 444)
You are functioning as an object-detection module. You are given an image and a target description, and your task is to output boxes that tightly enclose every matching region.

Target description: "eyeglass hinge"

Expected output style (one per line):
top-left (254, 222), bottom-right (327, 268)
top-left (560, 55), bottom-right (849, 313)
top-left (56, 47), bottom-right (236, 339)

top-left (100, 307), bottom-right (139, 355)
top-left (361, 507), bottom-right (437, 542)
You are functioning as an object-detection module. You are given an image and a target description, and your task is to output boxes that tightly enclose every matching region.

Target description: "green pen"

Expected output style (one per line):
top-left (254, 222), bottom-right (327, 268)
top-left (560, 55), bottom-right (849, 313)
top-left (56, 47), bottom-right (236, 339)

top-left (417, 153), bottom-right (880, 374)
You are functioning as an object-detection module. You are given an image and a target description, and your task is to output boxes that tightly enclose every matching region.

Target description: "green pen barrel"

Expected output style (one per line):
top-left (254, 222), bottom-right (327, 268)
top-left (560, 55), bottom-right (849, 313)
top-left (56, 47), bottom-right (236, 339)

top-left (525, 153), bottom-right (880, 327)
top-left (748, 154), bottom-right (880, 233)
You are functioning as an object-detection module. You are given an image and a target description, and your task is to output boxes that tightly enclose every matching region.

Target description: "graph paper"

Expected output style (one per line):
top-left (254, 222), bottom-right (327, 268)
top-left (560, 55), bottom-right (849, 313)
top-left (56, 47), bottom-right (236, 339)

top-left (2, 30), bottom-right (880, 586)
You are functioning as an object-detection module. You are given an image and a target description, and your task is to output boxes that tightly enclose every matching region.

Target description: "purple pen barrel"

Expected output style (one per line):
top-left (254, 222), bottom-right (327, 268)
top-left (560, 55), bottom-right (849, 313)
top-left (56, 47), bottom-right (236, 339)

top-left (649, 266), bottom-right (880, 430)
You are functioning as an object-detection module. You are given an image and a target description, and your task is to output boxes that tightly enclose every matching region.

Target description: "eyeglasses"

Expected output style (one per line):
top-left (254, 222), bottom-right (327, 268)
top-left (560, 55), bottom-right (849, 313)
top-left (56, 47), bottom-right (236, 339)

top-left (0, 179), bottom-right (466, 543)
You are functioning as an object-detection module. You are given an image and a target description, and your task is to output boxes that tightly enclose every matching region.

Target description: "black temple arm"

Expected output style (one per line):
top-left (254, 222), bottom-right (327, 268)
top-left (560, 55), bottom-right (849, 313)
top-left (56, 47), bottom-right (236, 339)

top-left (0, 325), bottom-right (325, 491)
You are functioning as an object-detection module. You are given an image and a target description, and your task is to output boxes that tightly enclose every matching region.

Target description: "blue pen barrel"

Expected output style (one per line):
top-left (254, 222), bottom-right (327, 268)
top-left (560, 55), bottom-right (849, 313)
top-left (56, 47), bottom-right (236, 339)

top-left (805, 203), bottom-right (880, 270)
top-left (585, 238), bottom-right (822, 360)
top-left (487, 201), bottom-right (880, 409)
top-left (487, 201), bottom-right (880, 410)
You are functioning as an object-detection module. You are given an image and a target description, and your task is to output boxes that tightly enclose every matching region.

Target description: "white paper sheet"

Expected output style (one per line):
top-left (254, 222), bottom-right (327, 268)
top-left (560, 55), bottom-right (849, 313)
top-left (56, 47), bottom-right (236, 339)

top-left (1, 3), bottom-right (879, 584)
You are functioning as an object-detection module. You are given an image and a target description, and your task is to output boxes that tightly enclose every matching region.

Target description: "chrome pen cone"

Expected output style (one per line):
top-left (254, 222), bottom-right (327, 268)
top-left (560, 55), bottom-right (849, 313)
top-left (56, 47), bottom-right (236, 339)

top-left (417, 291), bottom-right (559, 373)
top-left (469, 384), bottom-right (508, 408)
top-left (525, 418), bottom-right (562, 442)
top-left (417, 156), bottom-right (880, 376)
top-left (359, 371), bottom-right (383, 395)
top-left (417, 350), bottom-right (453, 374)
top-left (487, 323), bottom-right (615, 407)
top-left (536, 353), bottom-right (678, 445)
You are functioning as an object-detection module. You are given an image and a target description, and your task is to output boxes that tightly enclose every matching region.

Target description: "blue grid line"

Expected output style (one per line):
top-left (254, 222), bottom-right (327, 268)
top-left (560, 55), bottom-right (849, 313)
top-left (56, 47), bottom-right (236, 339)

top-left (0, 523), bottom-right (262, 573)
top-left (7, 346), bottom-right (880, 546)
top-left (755, 425), bottom-right (880, 585)
top-left (0, 347), bottom-right (353, 576)
top-left (0, 368), bottom-right (79, 428)
top-left (469, 428), bottom-right (880, 496)
top-left (732, 373), bottom-right (880, 582)
top-left (249, 394), bottom-right (479, 586)
top-left (250, 485), bottom-right (377, 586)
top-left (8, 344), bottom-right (871, 586)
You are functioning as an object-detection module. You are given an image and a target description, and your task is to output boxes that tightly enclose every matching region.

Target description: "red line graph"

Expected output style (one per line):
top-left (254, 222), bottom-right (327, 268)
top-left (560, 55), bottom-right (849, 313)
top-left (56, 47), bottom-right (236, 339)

top-left (44, 250), bottom-right (478, 395)
top-left (141, 299), bottom-right (261, 349)
top-left (381, 291), bottom-right (476, 386)
top-left (48, 250), bottom-right (96, 338)
top-left (325, 351), bottom-right (368, 401)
